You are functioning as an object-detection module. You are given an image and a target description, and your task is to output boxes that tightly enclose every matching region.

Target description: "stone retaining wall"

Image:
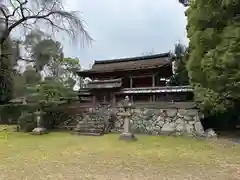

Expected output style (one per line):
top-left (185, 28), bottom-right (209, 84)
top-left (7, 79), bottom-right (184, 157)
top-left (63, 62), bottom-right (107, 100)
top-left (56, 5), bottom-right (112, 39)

top-left (114, 107), bottom-right (204, 136)
top-left (70, 102), bottom-right (205, 136)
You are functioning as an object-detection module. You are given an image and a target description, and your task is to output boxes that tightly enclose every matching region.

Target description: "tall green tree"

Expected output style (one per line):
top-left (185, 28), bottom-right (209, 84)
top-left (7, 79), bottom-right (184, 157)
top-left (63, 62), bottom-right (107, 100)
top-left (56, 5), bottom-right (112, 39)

top-left (182, 0), bottom-right (240, 113)
top-left (61, 57), bottom-right (81, 89)
top-left (168, 43), bottom-right (189, 86)
top-left (34, 39), bottom-right (63, 72)
top-left (0, 37), bottom-right (17, 103)
top-left (0, 0), bottom-right (91, 103)
top-left (23, 65), bottom-right (41, 85)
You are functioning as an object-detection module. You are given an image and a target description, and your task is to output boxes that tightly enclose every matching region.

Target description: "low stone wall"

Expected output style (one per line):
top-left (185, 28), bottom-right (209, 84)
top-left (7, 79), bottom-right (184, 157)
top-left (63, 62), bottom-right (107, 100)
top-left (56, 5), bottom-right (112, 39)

top-left (114, 103), bottom-right (204, 136)
top-left (66, 101), bottom-right (205, 136)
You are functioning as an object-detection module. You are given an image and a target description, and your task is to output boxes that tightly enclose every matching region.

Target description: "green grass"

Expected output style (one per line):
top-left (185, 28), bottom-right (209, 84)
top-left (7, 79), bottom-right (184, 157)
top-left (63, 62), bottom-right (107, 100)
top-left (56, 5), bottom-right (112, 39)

top-left (0, 125), bottom-right (240, 180)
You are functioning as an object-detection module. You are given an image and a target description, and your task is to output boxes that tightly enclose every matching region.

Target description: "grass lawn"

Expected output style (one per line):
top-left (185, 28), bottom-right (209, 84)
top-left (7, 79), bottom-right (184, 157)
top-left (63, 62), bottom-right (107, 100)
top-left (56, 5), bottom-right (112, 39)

top-left (0, 125), bottom-right (240, 180)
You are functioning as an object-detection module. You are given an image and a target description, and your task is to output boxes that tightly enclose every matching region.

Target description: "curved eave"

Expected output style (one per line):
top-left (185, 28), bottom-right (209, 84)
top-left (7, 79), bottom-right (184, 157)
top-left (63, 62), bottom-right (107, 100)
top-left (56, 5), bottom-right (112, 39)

top-left (77, 65), bottom-right (171, 77)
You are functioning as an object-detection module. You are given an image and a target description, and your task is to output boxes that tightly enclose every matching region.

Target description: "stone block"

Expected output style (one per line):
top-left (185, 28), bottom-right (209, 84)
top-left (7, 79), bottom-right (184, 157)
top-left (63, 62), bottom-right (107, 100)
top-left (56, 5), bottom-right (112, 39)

top-left (177, 109), bottom-right (187, 117)
top-left (185, 109), bottom-right (198, 117)
top-left (166, 109), bottom-right (177, 117)
top-left (119, 132), bottom-right (137, 141)
top-left (157, 115), bottom-right (165, 122)
top-left (193, 115), bottom-right (200, 122)
top-left (161, 122), bottom-right (176, 134)
top-left (184, 116), bottom-right (193, 121)
top-left (146, 126), bottom-right (153, 132)
top-left (205, 128), bottom-right (217, 139)
top-left (175, 131), bottom-right (183, 136)
top-left (156, 120), bottom-right (165, 127)
top-left (165, 117), bottom-right (172, 123)
top-left (188, 121), bottom-right (195, 125)
top-left (186, 124), bottom-right (194, 135)
top-left (176, 124), bottom-right (186, 132)
top-left (31, 127), bottom-right (47, 135)
top-left (194, 121), bottom-right (204, 136)
top-left (134, 108), bottom-right (141, 114)
top-left (175, 118), bottom-right (185, 125)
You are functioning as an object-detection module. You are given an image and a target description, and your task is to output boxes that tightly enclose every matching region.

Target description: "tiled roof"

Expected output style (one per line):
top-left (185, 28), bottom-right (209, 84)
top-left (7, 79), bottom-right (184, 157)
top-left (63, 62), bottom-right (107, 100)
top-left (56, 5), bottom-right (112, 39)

top-left (78, 53), bottom-right (172, 76)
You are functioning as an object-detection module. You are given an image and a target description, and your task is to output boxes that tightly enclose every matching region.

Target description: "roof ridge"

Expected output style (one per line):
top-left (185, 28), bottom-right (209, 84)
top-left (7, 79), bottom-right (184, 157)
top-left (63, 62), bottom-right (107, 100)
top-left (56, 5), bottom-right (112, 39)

top-left (94, 52), bottom-right (170, 65)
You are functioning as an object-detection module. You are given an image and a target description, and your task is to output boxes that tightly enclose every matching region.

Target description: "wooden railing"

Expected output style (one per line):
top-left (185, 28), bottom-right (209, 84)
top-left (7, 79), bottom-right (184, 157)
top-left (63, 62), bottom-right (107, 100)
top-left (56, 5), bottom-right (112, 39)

top-left (116, 101), bottom-right (197, 109)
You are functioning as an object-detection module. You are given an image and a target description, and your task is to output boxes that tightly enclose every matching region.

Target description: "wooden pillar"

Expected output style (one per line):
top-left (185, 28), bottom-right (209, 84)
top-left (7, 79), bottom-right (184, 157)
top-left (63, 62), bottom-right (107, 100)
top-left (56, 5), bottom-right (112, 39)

top-left (130, 76), bottom-right (135, 102)
top-left (103, 95), bottom-right (106, 103)
top-left (152, 74), bottom-right (155, 87)
top-left (112, 93), bottom-right (116, 108)
top-left (130, 95), bottom-right (133, 102)
top-left (152, 74), bottom-right (156, 102)
top-left (152, 94), bottom-right (156, 102)
top-left (92, 95), bottom-right (96, 107)
top-left (130, 76), bottom-right (133, 88)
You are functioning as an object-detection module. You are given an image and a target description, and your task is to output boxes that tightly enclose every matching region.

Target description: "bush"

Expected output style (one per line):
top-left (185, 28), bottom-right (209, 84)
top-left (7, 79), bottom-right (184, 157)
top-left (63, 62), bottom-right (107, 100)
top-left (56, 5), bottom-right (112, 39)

top-left (17, 112), bottom-right (36, 132)
top-left (0, 104), bottom-right (22, 124)
top-left (42, 102), bottom-right (72, 129)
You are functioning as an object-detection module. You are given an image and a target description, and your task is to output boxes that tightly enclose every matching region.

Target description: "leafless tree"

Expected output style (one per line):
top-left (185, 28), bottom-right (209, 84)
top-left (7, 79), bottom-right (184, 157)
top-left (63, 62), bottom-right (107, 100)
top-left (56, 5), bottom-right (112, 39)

top-left (0, 0), bottom-right (92, 48)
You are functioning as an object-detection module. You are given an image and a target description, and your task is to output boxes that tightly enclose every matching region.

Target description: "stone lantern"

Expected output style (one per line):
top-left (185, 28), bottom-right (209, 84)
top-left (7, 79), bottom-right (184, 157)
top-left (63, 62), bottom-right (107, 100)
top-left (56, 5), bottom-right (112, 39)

top-left (118, 96), bottom-right (137, 141)
top-left (32, 109), bottom-right (47, 135)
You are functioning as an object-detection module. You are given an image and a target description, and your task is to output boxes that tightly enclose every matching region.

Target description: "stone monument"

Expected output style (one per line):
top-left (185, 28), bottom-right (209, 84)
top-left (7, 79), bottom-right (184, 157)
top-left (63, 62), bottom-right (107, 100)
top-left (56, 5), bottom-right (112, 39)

top-left (118, 96), bottom-right (137, 141)
top-left (32, 109), bottom-right (47, 135)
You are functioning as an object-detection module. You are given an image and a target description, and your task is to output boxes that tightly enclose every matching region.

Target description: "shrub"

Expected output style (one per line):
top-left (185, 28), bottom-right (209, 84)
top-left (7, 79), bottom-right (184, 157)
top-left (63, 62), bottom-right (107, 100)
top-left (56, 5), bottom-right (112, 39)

top-left (42, 102), bottom-right (72, 129)
top-left (17, 112), bottom-right (36, 132)
top-left (0, 104), bottom-right (22, 124)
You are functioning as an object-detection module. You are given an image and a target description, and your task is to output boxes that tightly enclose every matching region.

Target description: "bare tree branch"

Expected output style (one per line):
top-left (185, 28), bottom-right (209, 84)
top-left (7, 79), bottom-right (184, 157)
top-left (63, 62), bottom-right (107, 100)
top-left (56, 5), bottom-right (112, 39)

top-left (0, 0), bottom-right (92, 47)
top-left (9, 0), bottom-right (22, 18)
top-left (18, 57), bottom-right (34, 62)
top-left (15, 0), bottom-right (28, 18)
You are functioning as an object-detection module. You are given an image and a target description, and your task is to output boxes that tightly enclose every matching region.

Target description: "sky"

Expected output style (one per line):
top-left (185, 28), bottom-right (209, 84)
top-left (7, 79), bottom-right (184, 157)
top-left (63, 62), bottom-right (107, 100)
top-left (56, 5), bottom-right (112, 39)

top-left (62, 0), bottom-right (188, 70)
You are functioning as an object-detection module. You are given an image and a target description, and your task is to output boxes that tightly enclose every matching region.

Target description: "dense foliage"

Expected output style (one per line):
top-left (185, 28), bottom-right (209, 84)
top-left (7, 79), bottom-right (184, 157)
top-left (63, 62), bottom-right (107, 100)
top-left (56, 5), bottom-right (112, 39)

top-left (168, 43), bottom-right (189, 86)
top-left (182, 0), bottom-right (240, 113)
top-left (0, 0), bottom-right (91, 106)
top-left (0, 37), bottom-right (17, 104)
top-left (0, 31), bottom-right (81, 130)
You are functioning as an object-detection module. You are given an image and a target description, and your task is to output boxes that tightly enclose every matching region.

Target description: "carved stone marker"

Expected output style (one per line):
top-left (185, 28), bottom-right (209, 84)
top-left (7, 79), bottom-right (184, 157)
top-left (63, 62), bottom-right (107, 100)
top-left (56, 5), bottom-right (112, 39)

top-left (119, 96), bottom-right (137, 141)
top-left (32, 109), bottom-right (47, 135)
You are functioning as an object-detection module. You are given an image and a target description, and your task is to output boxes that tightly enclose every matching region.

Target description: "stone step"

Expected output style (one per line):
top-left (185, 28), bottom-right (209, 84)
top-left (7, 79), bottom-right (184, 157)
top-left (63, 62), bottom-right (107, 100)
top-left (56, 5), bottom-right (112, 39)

top-left (76, 124), bottom-right (103, 127)
top-left (78, 121), bottom-right (104, 125)
top-left (74, 128), bottom-right (104, 133)
top-left (74, 132), bottom-right (103, 136)
top-left (77, 125), bottom-right (105, 129)
top-left (55, 125), bottom-right (76, 129)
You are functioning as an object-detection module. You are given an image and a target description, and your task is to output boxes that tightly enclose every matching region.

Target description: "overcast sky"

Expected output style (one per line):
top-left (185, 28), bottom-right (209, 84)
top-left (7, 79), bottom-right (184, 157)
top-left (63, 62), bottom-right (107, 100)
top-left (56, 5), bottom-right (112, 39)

top-left (62, 0), bottom-right (188, 69)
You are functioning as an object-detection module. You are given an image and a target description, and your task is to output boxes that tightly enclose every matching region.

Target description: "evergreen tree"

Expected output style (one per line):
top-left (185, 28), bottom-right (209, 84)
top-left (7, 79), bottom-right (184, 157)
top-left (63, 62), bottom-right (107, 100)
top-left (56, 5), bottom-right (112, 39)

top-left (168, 43), bottom-right (189, 86)
top-left (182, 0), bottom-right (240, 113)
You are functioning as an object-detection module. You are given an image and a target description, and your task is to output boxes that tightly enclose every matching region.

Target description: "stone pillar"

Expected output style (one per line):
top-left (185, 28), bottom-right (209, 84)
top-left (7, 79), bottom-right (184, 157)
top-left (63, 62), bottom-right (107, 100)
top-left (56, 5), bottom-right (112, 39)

top-left (118, 96), bottom-right (137, 141)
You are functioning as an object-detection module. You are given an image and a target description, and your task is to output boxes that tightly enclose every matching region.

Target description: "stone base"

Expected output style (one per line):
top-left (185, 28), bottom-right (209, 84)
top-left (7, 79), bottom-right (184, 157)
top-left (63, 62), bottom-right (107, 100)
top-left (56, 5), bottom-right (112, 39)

top-left (31, 127), bottom-right (47, 135)
top-left (119, 132), bottom-right (137, 141)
